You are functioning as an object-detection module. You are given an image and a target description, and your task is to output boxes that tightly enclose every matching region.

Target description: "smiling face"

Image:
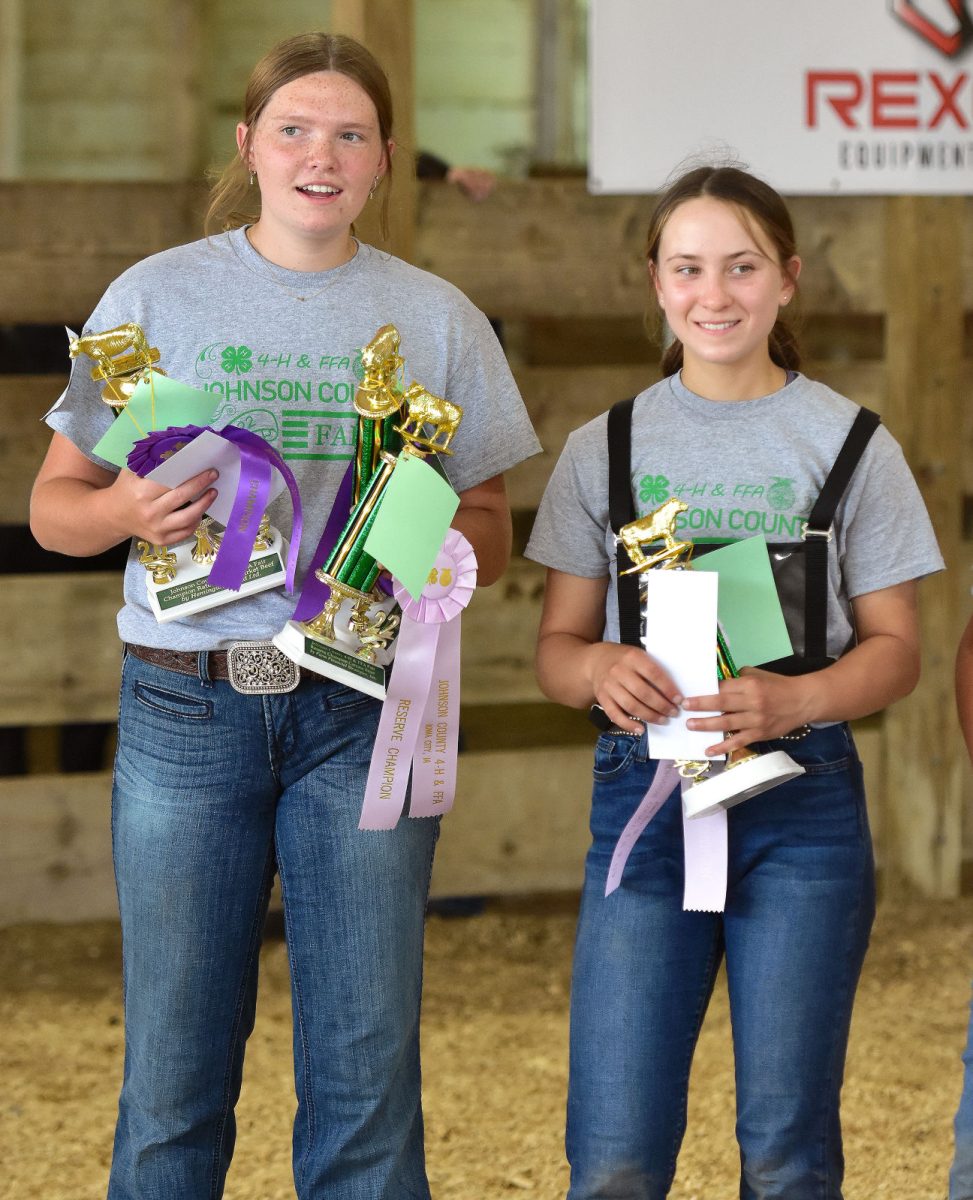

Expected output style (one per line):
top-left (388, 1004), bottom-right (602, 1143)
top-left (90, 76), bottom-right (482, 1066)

top-left (651, 196), bottom-right (800, 398)
top-left (237, 70), bottom-right (391, 269)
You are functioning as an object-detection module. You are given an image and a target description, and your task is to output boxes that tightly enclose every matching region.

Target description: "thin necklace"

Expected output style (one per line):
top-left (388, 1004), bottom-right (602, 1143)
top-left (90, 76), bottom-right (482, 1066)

top-left (230, 228), bottom-right (360, 301)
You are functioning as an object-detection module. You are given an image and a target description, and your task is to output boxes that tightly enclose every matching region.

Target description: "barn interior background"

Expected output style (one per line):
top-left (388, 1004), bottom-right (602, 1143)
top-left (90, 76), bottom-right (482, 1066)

top-left (1, 1), bottom-right (972, 1195)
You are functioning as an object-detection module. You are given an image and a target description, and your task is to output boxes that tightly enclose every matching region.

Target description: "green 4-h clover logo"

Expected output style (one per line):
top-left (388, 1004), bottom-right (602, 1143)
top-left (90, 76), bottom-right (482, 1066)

top-left (638, 474), bottom-right (670, 505)
top-left (221, 345), bottom-right (253, 375)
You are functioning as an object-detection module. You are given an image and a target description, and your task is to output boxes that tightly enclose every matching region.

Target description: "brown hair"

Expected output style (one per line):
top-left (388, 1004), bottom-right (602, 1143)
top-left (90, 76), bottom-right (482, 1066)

top-left (205, 32), bottom-right (394, 238)
top-left (646, 165), bottom-right (801, 376)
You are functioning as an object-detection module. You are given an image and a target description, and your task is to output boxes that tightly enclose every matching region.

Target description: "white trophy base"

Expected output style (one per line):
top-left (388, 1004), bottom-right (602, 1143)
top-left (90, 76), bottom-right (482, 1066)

top-left (682, 750), bottom-right (806, 820)
top-left (144, 532), bottom-right (288, 623)
top-left (273, 590), bottom-right (398, 700)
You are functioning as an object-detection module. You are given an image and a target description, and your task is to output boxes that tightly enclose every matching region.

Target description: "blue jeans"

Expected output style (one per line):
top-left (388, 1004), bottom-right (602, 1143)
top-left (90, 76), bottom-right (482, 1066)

top-left (950, 989), bottom-right (973, 1198)
top-left (107, 652), bottom-right (438, 1200)
top-left (566, 723), bottom-right (875, 1200)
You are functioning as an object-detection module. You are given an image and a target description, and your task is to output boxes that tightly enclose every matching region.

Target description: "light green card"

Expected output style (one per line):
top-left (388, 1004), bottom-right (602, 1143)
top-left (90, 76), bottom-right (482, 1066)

top-left (363, 453), bottom-right (460, 600)
top-left (692, 535), bottom-right (793, 666)
top-left (92, 375), bottom-right (222, 468)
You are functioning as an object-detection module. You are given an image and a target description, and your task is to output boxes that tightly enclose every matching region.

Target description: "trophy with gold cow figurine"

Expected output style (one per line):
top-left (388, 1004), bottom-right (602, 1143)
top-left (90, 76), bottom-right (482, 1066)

top-left (274, 323), bottom-right (463, 699)
top-left (68, 323), bottom-right (298, 620)
top-left (617, 497), bottom-right (805, 820)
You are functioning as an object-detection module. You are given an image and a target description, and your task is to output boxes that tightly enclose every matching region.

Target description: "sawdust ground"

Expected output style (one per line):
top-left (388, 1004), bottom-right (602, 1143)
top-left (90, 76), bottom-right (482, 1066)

top-left (1, 893), bottom-right (968, 1199)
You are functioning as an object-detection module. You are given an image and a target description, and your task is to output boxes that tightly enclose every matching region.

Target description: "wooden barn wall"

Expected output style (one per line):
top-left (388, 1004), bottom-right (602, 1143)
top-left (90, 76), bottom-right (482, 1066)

top-left (0, 180), bottom-right (970, 924)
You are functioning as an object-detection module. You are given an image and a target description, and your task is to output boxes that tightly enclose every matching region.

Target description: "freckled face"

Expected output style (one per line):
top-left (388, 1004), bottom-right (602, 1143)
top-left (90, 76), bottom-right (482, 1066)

top-left (237, 71), bottom-right (389, 260)
top-left (652, 196), bottom-right (798, 379)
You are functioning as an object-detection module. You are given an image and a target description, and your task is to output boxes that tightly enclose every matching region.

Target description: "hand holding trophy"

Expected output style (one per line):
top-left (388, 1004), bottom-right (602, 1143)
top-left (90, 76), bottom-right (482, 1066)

top-left (618, 498), bottom-right (805, 820)
top-left (69, 323), bottom-right (298, 618)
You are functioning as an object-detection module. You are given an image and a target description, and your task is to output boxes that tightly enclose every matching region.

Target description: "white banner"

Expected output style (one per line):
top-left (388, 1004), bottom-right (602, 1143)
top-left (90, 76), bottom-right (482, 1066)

top-left (590, 0), bottom-right (973, 194)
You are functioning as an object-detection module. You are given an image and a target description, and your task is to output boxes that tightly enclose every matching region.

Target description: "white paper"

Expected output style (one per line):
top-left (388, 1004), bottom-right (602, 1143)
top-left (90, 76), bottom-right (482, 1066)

top-left (145, 429), bottom-right (285, 526)
top-left (642, 570), bottom-right (722, 762)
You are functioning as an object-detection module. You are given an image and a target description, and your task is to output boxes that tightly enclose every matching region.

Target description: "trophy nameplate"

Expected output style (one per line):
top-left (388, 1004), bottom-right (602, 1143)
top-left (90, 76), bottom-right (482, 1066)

top-left (141, 519), bottom-right (288, 623)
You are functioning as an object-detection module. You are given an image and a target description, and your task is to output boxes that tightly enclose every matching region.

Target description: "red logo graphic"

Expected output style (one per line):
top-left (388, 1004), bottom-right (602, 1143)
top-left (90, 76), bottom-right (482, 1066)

top-left (890, 0), bottom-right (973, 57)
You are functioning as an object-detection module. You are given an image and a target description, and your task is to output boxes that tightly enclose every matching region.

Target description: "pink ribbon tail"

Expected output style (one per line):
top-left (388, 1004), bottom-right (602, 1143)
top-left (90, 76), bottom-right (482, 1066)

top-left (359, 620), bottom-right (439, 830)
top-left (409, 617), bottom-right (461, 817)
top-left (605, 761), bottom-right (681, 896)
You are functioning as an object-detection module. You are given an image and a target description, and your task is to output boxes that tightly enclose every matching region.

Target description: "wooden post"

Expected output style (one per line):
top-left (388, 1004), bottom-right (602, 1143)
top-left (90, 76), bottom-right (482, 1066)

top-left (883, 195), bottom-right (966, 897)
top-left (330, 0), bottom-right (415, 262)
top-left (0, 0), bottom-right (22, 178)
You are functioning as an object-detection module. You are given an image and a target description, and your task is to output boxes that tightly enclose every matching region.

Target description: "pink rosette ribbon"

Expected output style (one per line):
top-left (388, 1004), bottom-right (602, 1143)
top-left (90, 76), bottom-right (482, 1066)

top-left (359, 529), bottom-right (477, 831)
top-left (127, 424), bottom-right (303, 593)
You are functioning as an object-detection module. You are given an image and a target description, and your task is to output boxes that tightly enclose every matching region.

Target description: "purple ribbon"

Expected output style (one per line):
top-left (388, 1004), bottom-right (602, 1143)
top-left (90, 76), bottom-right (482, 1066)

top-left (291, 460), bottom-right (356, 622)
top-left (127, 424), bottom-right (304, 593)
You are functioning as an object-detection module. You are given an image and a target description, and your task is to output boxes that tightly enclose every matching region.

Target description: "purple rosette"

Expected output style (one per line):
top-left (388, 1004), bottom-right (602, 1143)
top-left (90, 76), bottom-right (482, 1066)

top-left (126, 424), bottom-right (304, 593)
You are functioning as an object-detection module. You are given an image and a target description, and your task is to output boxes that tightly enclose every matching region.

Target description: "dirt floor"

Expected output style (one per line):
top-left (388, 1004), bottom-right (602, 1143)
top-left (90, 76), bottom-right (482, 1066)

top-left (1, 892), bottom-right (969, 1200)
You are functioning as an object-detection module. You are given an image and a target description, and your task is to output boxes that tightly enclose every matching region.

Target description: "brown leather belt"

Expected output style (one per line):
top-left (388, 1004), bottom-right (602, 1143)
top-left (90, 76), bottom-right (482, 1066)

top-left (125, 641), bottom-right (302, 694)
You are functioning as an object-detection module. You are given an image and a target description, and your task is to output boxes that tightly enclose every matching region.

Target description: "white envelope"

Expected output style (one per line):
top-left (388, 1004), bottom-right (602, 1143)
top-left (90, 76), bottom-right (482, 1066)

top-left (145, 429), bottom-right (285, 527)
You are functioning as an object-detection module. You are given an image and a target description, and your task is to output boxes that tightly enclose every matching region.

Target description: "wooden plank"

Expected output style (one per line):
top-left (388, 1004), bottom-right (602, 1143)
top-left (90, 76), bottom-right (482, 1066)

top-left (0, 0), bottom-right (22, 177)
top-left (0, 574), bottom-right (123, 725)
top-left (1, 375), bottom-right (63, 523)
top-left (0, 180), bottom-right (926, 324)
top-left (432, 746), bottom-right (592, 895)
top-left (415, 183), bottom-right (888, 319)
top-left (462, 557), bottom-right (546, 705)
top-left (0, 771), bottom-right (116, 926)
top-left (0, 749), bottom-right (594, 925)
top-left (0, 182), bottom-right (205, 322)
top-left (882, 196), bottom-right (966, 898)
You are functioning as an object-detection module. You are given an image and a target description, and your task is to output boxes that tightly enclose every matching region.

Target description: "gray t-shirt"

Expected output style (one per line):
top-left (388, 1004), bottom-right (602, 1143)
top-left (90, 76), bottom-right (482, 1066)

top-left (526, 372), bottom-right (943, 660)
top-left (48, 229), bottom-right (541, 649)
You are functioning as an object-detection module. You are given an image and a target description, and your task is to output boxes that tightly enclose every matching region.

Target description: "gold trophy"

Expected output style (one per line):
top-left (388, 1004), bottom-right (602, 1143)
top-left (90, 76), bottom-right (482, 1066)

top-left (274, 324), bottom-right (462, 698)
top-left (618, 498), bottom-right (805, 820)
top-left (70, 324), bottom-right (288, 618)
top-left (69, 324), bottom-right (177, 584)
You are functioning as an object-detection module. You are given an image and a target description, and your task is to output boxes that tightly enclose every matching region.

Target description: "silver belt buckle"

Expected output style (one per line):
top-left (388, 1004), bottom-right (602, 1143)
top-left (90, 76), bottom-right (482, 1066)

top-left (226, 640), bottom-right (300, 695)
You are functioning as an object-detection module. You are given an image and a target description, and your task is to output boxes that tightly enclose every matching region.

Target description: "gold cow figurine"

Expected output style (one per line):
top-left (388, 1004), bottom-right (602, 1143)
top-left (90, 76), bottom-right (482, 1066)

top-left (355, 324), bottom-right (407, 419)
top-left (396, 383), bottom-right (462, 455)
top-left (68, 322), bottom-right (163, 407)
top-left (617, 497), bottom-right (692, 575)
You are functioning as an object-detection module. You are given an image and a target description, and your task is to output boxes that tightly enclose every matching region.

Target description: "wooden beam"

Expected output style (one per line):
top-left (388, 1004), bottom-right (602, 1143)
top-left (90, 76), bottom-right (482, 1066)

top-left (0, 575), bottom-right (123, 725)
top-left (0, 182), bottom-right (896, 324)
top-left (0, 0), bottom-right (22, 178)
top-left (882, 196), bottom-right (966, 898)
top-left (415, 184), bottom-right (888, 318)
top-left (330, 0), bottom-right (416, 262)
top-left (0, 182), bottom-right (206, 323)
top-left (1, 375), bottom-right (64, 523)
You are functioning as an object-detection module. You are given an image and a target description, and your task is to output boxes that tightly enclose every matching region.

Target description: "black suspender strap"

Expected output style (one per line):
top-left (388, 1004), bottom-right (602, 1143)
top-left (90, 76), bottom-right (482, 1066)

top-left (605, 397), bottom-right (881, 664)
top-left (607, 398), bottom-right (641, 647)
top-left (801, 405), bottom-right (881, 661)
